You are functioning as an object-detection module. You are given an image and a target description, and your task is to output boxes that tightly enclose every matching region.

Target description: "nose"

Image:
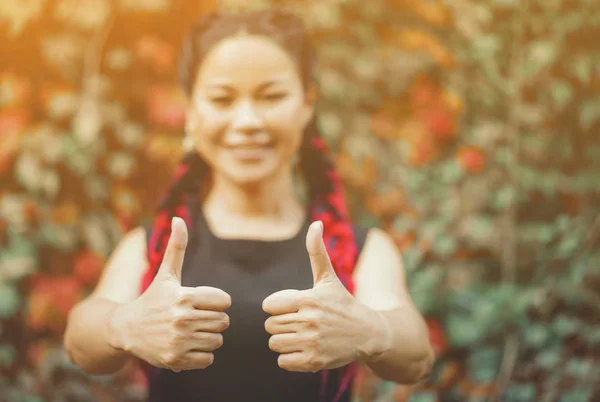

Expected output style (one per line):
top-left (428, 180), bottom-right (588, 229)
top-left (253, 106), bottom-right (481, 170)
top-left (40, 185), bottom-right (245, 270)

top-left (231, 99), bottom-right (263, 134)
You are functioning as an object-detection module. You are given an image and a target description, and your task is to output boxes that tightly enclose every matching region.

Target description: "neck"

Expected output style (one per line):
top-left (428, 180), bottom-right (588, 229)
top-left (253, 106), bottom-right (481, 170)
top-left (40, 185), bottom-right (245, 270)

top-left (203, 166), bottom-right (304, 220)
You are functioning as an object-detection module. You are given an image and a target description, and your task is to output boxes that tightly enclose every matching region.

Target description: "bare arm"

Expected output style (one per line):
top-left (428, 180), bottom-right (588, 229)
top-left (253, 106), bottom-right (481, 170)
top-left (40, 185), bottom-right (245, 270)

top-left (353, 228), bottom-right (435, 384)
top-left (63, 227), bottom-right (148, 375)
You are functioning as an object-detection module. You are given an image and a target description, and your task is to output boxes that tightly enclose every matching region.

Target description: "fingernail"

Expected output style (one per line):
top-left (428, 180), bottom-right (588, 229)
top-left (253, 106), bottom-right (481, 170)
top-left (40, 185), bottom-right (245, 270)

top-left (318, 221), bottom-right (323, 233)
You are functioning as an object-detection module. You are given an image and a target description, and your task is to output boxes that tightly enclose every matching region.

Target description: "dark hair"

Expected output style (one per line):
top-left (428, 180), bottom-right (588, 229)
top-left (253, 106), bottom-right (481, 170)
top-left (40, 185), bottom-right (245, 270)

top-left (142, 9), bottom-right (359, 402)
top-left (178, 9), bottom-right (317, 94)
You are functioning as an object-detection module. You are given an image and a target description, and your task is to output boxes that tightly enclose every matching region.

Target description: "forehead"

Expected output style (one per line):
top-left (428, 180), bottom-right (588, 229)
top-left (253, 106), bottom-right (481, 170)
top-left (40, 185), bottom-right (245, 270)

top-left (195, 35), bottom-right (301, 89)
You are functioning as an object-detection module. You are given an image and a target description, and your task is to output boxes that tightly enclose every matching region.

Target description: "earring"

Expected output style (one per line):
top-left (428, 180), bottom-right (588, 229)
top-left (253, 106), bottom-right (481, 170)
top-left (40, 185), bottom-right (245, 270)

top-left (183, 122), bottom-right (197, 153)
top-left (182, 134), bottom-right (197, 153)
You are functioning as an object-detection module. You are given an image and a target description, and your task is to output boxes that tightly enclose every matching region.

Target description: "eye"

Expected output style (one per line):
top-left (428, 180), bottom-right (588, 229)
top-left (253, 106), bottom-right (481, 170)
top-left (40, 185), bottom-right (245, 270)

top-left (263, 92), bottom-right (287, 101)
top-left (210, 96), bottom-right (233, 106)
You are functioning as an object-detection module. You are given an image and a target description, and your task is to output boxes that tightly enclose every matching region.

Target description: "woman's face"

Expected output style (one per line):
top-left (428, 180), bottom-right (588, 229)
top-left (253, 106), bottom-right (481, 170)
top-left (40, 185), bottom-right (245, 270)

top-left (187, 34), bottom-right (315, 186)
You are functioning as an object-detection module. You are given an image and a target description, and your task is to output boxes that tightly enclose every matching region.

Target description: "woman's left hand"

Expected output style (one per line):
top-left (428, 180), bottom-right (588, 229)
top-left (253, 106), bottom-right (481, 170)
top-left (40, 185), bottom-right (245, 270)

top-left (262, 221), bottom-right (390, 373)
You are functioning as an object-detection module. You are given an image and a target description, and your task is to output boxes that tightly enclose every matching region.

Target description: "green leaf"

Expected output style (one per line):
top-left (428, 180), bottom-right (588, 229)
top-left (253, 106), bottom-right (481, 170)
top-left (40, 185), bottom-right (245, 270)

top-left (570, 58), bottom-right (592, 84)
top-left (524, 324), bottom-right (550, 349)
top-left (408, 268), bottom-right (443, 314)
top-left (536, 224), bottom-right (555, 244)
top-left (503, 383), bottom-right (537, 401)
top-left (494, 186), bottom-right (516, 210)
top-left (446, 312), bottom-right (484, 347)
top-left (0, 283), bottom-right (20, 319)
top-left (551, 80), bottom-right (573, 109)
top-left (107, 151), bottom-right (135, 178)
top-left (464, 215), bottom-right (494, 242)
top-left (407, 391), bottom-right (437, 402)
top-left (557, 236), bottom-right (579, 258)
top-left (433, 236), bottom-right (457, 257)
top-left (584, 326), bottom-right (600, 346)
top-left (23, 397), bottom-right (46, 402)
top-left (579, 99), bottom-right (600, 130)
top-left (467, 347), bottom-right (501, 382)
top-left (559, 389), bottom-right (592, 402)
top-left (0, 344), bottom-right (15, 368)
top-left (441, 160), bottom-right (463, 184)
top-left (524, 41), bottom-right (558, 78)
top-left (552, 314), bottom-right (582, 338)
top-left (536, 346), bottom-right (562, 370)
top-left (473, 35), bottom-right (502, 57)
top-left (566, 359), bottom-right (592, 380)
top-left (39, 223), bottom-right (79, 252)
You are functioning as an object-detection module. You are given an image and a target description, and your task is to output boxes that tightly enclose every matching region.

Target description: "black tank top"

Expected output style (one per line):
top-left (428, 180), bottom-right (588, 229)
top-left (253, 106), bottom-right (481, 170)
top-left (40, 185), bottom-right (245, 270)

top-left (146, 210), bottom-right (370, 402)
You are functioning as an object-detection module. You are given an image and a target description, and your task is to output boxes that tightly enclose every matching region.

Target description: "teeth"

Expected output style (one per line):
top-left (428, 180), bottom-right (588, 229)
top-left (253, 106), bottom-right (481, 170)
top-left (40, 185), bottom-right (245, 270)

top-left (226, 145), bottom-right (272, 149)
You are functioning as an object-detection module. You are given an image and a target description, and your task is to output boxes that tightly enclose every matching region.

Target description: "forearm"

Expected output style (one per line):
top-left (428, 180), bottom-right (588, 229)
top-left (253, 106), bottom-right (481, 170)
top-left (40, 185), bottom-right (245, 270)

top-left (64, 297), bottom-right (131, 375)
top-left (361, 306), bottom-right (434, 384)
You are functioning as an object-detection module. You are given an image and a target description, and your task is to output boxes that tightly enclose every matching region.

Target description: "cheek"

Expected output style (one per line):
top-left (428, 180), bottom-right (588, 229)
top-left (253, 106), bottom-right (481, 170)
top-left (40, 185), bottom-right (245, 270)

top-left (263, 97), bottom-right (306, 124)
top-left (193, 103), bottom-right (229, 147)
top-left (263, 98), bottom-right (308, 149)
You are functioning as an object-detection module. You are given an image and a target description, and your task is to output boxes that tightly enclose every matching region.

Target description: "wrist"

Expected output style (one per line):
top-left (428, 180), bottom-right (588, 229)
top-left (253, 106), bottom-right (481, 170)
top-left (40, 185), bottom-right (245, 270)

top-left (106, 302), bottom-right (132, 353)
top-left (357, 307), bottom-right (393, 364)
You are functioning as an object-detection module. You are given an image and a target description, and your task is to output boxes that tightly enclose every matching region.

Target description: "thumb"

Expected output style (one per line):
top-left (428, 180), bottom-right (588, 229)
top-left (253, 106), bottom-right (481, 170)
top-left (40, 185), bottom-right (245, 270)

top-left (306, 221), bottom-right (336, 286)
top-left (157, 217), bottom-right (188, 283)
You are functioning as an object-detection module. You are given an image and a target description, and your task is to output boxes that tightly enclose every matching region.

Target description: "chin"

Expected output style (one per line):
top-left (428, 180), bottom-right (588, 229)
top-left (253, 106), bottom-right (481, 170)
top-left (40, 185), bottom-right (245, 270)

top-left (222, 164), bottom-right (280, 187)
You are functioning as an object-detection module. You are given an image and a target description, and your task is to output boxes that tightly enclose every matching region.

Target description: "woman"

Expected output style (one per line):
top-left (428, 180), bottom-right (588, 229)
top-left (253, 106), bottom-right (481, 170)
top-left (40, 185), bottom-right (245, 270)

top-left (64, 9), bottom-right (434, 402)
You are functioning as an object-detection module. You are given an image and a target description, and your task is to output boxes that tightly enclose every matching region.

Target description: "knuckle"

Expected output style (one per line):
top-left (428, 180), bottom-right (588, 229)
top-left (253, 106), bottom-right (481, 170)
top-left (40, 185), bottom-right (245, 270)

top-left (175, 292), bottom-right (191, 306)
top-left (306, 332), bottom-right (321, 349)
top-left (168, 331), bottom-right (185, 346)
top-left (308, 310), bottom-right (323, 326)
top-left (170, 307), bottom-right (184, 320)
top-left (299, 312), bottom-right (319, 329)
top-left (307, 353), bottom-right (323, 372)
top-left (161, 351), bottom-right (179, 367)
top-left (173, 312), bottom-right (192, 328)
top-left (299, 294), bottom-right (317, 308)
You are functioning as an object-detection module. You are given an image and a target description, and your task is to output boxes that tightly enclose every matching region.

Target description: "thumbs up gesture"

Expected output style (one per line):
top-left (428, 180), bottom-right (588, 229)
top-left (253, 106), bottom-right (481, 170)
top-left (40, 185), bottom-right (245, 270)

top-left (110, 217), bottom-right (231, 372)
top-left (262, 221), bottom-right (382, 372)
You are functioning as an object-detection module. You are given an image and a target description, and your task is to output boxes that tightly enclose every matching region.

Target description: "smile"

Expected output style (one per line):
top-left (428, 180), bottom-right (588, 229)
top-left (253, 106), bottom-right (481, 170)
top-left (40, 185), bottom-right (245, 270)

top-left (225, 145), bottom-right (274, 162)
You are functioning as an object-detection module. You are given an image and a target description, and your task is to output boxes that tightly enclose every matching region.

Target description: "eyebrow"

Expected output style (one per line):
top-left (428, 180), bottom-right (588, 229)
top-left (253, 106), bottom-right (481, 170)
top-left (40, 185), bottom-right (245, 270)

top-left (206, 79), bottom-right (286, 91)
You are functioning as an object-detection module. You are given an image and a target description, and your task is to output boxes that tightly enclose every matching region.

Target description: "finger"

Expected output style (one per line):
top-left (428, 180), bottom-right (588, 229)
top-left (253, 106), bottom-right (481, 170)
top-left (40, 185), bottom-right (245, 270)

top-left (277, 352), bottom-right (314, 372)
top-left (191, 311), bottom-right (230, 333)
top-left (269, 333), bottom-right (302, 354)
top-left (172, 309), bottom-right (229, 332)
top-left (157, 217), bottom-right (188, 283)
top-left (180, 286), bottom-right (232, 311)
top-left (189, 332), bottom-right (223, 352)
top-left (262, 289), bottom-right (302, 315)
top-left (174, 351), bottom-right (214, 371)
top-left (265, 313), bottom-right (299, 335)
top-left (306, 221), bottom-right (336, 286)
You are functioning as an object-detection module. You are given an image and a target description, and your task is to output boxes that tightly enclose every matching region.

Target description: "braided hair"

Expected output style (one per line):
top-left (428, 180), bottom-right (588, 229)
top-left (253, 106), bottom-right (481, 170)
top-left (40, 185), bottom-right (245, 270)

top-left (141, 9), bottom-right (359, 402)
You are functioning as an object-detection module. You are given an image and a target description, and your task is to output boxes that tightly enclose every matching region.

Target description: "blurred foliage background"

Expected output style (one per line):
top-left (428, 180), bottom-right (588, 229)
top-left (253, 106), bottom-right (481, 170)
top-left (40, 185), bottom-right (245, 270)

top-left (1, 0), bottom-right (599, 401)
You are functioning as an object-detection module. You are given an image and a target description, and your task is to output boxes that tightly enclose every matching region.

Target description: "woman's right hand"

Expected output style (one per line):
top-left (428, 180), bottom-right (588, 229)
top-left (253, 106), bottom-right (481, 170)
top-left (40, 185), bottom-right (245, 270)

top-left (108, 217), bottom-right (231, 372)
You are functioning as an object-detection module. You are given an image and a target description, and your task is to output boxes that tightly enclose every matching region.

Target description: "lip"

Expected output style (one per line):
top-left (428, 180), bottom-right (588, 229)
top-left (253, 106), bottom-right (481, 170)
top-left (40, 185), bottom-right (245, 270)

top-left (225, 145), bottom-right (273, 162)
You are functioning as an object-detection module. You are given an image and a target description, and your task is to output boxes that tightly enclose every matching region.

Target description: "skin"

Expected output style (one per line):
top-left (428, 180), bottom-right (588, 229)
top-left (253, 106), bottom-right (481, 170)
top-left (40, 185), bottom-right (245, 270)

top-left (63, 34), bottom-right (434, 385)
